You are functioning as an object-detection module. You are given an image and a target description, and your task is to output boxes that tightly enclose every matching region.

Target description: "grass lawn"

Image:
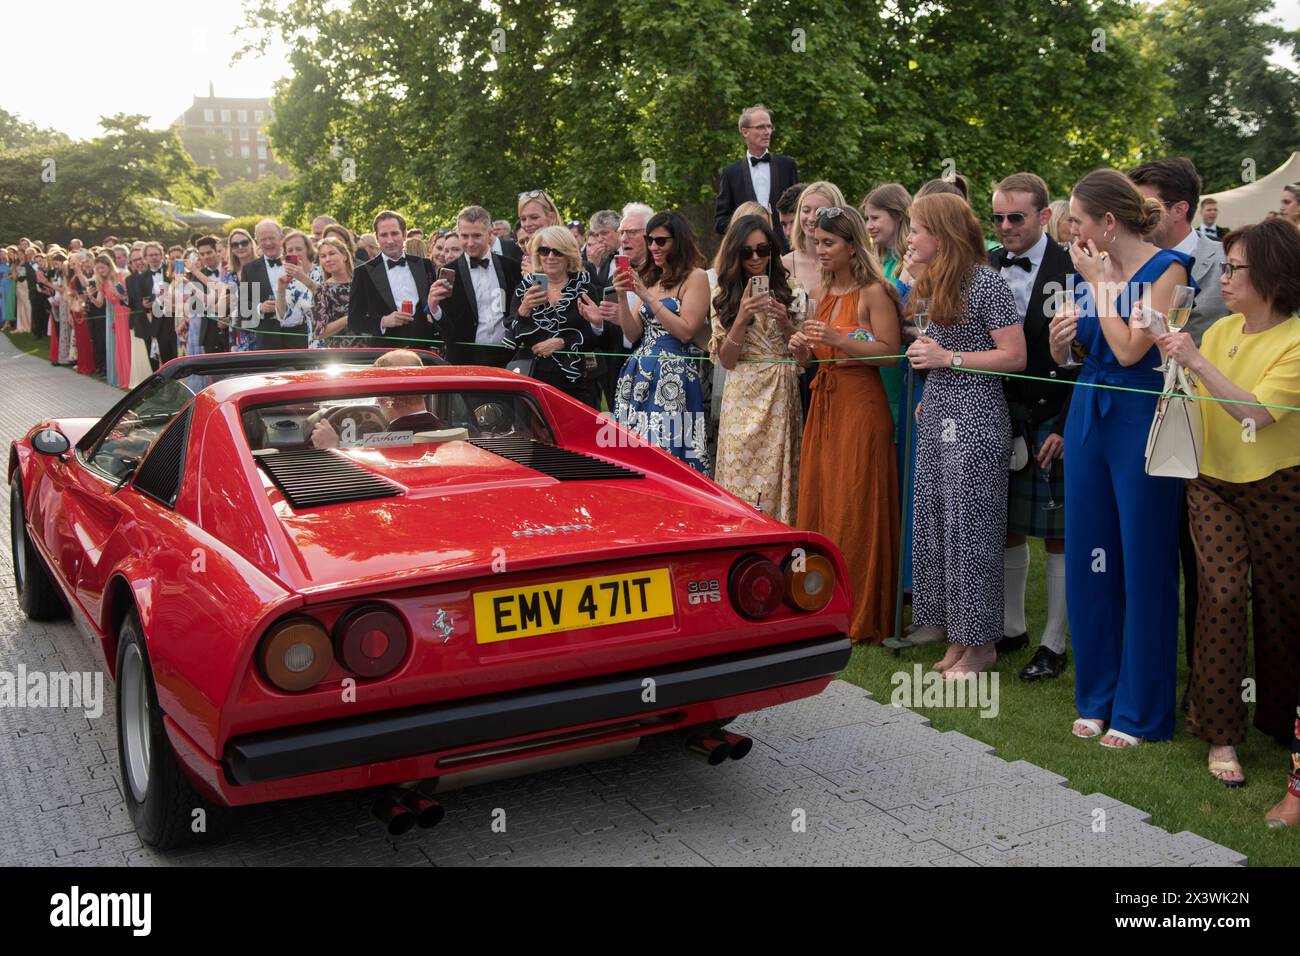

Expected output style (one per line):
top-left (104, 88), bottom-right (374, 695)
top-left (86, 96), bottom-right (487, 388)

top-left (839, 537), bottom-right (1297, 867)
top-left (2, 329), bottom-right (51, 359)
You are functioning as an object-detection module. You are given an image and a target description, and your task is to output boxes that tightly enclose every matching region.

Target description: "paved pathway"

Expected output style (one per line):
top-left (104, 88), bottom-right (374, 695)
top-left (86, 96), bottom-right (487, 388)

top-left (0, 335), bottom-right (1245, 865)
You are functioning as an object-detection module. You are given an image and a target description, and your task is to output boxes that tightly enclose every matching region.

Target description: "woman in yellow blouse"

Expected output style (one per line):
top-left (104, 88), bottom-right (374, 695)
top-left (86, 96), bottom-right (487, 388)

top-left (1157, 218), bottom-right (1300, 807)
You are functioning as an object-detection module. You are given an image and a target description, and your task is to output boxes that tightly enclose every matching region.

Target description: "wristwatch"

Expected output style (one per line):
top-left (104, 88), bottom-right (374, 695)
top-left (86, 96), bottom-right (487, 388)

top-left (950, 351), bottom-right (964, 368)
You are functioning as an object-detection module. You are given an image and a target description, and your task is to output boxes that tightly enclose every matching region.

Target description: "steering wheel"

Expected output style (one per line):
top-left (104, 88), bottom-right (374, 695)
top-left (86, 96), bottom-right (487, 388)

top-left (321, 404), bottom-right (388, 443)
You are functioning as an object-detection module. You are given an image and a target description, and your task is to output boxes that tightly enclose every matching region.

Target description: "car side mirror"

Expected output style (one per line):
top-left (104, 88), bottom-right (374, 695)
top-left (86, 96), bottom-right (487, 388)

top-left (31, 427), bottom-right (70, 457)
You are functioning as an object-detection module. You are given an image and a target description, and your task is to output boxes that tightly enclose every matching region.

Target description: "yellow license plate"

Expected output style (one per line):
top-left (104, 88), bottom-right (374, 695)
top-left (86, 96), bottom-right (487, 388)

top-left (474, 568), bottom-right (674, 644)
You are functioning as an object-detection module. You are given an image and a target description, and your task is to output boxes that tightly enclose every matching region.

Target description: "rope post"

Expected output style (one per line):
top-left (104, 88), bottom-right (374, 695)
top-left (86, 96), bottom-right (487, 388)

top-left (892, 361), bottom-right (916, 650)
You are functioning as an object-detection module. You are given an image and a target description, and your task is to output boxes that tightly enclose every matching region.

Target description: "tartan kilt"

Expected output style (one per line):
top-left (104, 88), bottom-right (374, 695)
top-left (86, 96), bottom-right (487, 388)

top-left (1007, 414), bottom-right (1066, 539)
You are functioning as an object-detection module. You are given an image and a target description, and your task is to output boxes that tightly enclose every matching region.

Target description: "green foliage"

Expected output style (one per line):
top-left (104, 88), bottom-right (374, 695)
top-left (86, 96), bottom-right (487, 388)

top-left (1144, 0), bottom-right (1300, 192)
top-left (222, 214), bottom-right (280, 238)
top-left (248, 0), bottom-right (1176, 239)
top-left (0, 108), bottom-right (68, 151)
top-left (0, 115), bottom-right (215, 245)
top-left (214, 173), bottom-right (291, 218)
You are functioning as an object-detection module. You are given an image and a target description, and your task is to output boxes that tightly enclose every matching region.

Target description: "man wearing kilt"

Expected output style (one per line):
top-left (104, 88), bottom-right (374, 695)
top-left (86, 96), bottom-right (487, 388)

top-left (989, 173), bottom-right (1077, 680)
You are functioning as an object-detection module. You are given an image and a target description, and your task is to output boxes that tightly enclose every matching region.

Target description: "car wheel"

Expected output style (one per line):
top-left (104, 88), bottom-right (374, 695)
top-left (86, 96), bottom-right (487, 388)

top-left (9, 477), bottom-right (66, 620)
top-left (116, 609), bottom-right (209, 849)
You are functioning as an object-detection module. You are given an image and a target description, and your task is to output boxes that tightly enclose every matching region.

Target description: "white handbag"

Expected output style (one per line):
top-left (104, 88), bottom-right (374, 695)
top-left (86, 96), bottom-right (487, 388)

top-left (1144, 362), bottom-right (1203, 479)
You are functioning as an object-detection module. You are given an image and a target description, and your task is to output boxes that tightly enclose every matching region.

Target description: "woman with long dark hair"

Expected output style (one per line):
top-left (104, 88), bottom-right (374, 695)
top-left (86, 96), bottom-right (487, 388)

top-left (613, 211), bottom-right (711, 472)
top-left (711, 214), bottom-right (800, 522)
top-left (905, 194), bottom-right (1027, 676)
top-left (789, 206), bottom-right (902, 643)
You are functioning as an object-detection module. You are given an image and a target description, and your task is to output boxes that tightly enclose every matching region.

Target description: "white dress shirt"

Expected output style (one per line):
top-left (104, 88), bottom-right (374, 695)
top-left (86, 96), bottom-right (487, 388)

top-left (467, 253), bottom-right (504, 343)
top-left (746, 150), bottom-right (772, 210)
top-left (379, 255), bottom-right (418, 335)
top-left (1173, 228), bottom-right (1199, 260)
top-left (998, 231), bottom-right (1048, 319)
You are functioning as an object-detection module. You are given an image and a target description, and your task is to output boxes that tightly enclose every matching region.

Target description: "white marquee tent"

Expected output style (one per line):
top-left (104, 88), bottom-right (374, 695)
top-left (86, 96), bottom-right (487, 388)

top-left (1197, 152), bottom-right (1300, 229)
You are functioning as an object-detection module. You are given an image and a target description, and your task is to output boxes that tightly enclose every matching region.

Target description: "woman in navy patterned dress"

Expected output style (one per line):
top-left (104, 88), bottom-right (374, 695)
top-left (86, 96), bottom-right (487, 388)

top-left (613, 211), bottom-right (712, 472)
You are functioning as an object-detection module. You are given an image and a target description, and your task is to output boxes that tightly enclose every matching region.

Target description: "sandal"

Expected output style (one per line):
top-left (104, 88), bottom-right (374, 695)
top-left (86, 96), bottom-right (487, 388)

top-left (1072, 718), bottom-right (1105, 739)
top-left (1099, 729), bottom-right (1143, 749)
top-left (1265, 794), bottom-right (1300, 829)
top-left (883, 624), bottom-right (947, 650)
top-left (1208, 760), bottom-right (1246, 788)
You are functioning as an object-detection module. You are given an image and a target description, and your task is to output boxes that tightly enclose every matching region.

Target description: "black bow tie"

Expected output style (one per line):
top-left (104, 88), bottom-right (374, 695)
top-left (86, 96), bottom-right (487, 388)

top-left (265, 257), bottom-right (281, 267)
top-left (749, 153), bottom-right (771, 166)
top-left (1001, 253), bottom-right (1032, 272)
top-left (386, 256), bottom-right (407, 270)
top-left (470, 256), bottom-right (490, 269)
top-left (151, 269), bottom-right (163, 276)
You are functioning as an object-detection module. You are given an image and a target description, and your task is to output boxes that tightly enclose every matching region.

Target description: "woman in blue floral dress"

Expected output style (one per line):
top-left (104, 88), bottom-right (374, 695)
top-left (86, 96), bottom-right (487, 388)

top-left (612, 211), bottom-right (712, 473)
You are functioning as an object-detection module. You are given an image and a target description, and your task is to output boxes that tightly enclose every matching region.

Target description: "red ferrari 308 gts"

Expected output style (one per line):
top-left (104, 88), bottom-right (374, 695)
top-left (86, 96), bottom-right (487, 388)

top-left (9, 349), bottom-right (852, 848)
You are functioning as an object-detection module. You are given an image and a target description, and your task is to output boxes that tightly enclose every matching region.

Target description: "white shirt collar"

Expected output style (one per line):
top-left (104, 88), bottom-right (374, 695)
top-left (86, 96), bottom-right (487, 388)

top-left (1173, 229), bottom-right (1199, 257)
top-left (1023, 231), bottom-right (1049, 266)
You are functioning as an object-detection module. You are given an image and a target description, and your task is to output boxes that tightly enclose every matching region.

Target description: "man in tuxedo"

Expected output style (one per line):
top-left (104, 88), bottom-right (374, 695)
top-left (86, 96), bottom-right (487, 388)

top-left (347, 210), bottom-right (438, 350)
top-left (238, 220), bottom-right (287, 351)
top-left (427, 205), bottom-right (521, 366)
top-left (124, 248), bottom-right (155, 364)
top-left (190, 235), bottom-right (228, 354)
top-left (988, 173), bottom-right (1077, 681)
top-left (140, 243), bottom-right (179, 364)
top-left (1197, 198), bottom-right (1227, 242)
top-left (1128, 157), bottom-right (1231, 689)
top-left (713, 104), bottom-right (800, 251)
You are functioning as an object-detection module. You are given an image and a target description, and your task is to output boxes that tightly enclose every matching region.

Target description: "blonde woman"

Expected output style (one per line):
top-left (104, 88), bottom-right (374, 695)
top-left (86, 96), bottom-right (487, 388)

top-left (1048, 198), bottom-right (1074, 245)
top-left (783, 181), bottom-right (848, 291)
top-left (312, 237), bottom-right (364, 349)
top-left (517, 189), bottom-right (561, 271)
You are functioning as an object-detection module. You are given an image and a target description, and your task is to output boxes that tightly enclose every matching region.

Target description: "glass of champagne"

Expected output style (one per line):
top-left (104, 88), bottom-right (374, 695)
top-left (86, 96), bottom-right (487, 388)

top-left (912, 297), bottom-right (931, 337)
top-left (1154, 285), bottom-right (1196, 372)
top-left (1052, 290), bottom-right (1082, 368)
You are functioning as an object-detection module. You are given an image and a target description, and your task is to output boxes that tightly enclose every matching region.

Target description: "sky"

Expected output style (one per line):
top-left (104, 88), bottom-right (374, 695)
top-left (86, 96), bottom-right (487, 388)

top-left (4, 0), bottom-right (1300, 142)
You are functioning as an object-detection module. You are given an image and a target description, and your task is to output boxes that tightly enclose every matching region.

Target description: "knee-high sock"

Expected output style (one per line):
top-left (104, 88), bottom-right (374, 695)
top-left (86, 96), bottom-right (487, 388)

top-left (1041, 550), bottom-right (1069, 653)
top-left (1003, 542), bottom-right (1029, 637)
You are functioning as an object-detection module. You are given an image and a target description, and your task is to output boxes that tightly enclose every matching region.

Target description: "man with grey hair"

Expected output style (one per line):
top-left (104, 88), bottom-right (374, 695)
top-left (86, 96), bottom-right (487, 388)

top-left (239, 218), bottom-right (285, 350)
top-left (713, 103), bottom-right (799, 250)
top-left (584, 209), bottom-right (621, 287)
top-left (311, 214), bottom-right (338, 241)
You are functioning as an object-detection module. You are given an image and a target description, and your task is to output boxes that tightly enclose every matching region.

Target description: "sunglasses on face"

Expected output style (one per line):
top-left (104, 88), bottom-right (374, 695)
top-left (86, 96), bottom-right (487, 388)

top-left (647, 235), bottom-right (672, 247)
top-left (991, 212), bottom-right (1028, 225)
top-left (536, 246), bottom-right (564, 258)
top-left (231, 239), bottom-right (251, 248)
top-left (742, 243), bottom-right (773, 259)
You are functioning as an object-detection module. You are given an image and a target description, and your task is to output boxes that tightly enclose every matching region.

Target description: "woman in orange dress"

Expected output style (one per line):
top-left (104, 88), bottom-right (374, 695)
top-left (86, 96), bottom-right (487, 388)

top-left (790, 205), bottom-right (901, 643)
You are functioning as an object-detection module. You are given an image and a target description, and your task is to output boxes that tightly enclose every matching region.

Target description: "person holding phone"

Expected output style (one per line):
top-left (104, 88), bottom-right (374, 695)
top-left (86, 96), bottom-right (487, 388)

top-left (427, 205), bottom-right (521, 366)
top-left (506, 225), bottom-right (601, 408)
top-left (710, 214), bottom-right (800, 523)
top-left (275, 230), bottom-right (322, 347)
top-left (613, 211), bottom-right (712, 472)
top-left (1051, 168), bottom-right (1192, 748)
top-left (789, 206), bottom-right (903, 643)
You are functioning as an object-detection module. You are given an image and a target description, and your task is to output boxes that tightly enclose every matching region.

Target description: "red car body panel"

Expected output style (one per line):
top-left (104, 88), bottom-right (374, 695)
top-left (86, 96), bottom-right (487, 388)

top-left (10, 357), bottom-right (853, 808)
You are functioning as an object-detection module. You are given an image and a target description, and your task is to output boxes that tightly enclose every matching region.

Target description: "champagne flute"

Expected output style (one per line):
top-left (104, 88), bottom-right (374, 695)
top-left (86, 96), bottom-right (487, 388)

top-left (1154, 284), bottom-right (1196, 372)
top-left (1051, 290), bottom-right (1082, 368)
top-left (912, 297), bottom-right (931, 337)
top-left (1037, 440), bottom-right (1062, 512)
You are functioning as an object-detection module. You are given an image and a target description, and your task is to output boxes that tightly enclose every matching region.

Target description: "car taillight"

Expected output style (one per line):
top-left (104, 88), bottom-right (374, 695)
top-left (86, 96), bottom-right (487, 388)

top-left (729, 554), bottom-right (784, 620)
top-left (258, 617), bottom-right (333, 692)
top-left (784, 552), bottom-right (836, 612)
top-left (334, 605), bottom-right (409, 678)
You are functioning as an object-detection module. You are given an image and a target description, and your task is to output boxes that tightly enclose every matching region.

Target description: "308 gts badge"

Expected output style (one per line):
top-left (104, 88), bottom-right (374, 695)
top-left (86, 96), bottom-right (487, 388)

top-left (687, 580), bottom-right (722, 605)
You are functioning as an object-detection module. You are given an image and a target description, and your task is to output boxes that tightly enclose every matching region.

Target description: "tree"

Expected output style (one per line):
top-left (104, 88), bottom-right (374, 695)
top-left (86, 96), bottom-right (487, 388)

top-left (1145, 0), bottom-right (1300, 192)
top-left (0, 115), bottom-right (215, 245)
top-left (0, 108), bottom-right (68, 150)
top-left (214, 173), bottom-right (291, 218)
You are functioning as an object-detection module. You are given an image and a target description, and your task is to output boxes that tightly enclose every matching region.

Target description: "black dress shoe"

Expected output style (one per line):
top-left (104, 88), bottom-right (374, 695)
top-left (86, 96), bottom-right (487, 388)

top-left (1019, 646), bottom-right (1067, 681)
top-left (995, 632), bottom-right (1028, 654)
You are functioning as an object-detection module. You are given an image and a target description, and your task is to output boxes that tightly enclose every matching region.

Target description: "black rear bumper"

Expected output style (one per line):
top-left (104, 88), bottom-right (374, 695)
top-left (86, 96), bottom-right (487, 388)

top-left (226, 634), bottom-right (851, 785)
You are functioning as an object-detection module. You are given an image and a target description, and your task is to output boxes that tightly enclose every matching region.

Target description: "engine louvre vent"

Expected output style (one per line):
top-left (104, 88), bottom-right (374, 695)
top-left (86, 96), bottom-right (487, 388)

top-left (256, 448), bottom-right (402, 509)
top-left (468, 437), bottom-right (643, 481)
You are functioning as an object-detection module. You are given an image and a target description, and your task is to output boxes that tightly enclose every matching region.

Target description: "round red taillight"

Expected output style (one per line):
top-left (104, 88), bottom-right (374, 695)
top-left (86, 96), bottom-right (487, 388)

top-left (334, 605), bottom-right (409, 678)
top-left (729, 554), bottom-right (785, 620)
top-left (258, 617), bottom-right (334, 692)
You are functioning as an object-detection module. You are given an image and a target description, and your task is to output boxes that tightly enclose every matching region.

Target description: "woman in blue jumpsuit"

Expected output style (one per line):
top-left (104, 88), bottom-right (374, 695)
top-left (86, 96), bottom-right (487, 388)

top-left (1054, 169), bottom-right (1192, 746)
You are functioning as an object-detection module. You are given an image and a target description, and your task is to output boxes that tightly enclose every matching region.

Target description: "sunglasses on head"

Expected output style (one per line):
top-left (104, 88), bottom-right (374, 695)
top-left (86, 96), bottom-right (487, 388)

top-left (647, 235), bottom-right (672, 247)
top-left (991, 212), bottom-right (1028, 225)
top-left (518, 190), bottom-right (546, 201)
top-left (816, 207), bottom-right (846, 225)
top-left (742, 242), bottom-right (773, 259)
top-left (536, 246), bottom-right (564, 257)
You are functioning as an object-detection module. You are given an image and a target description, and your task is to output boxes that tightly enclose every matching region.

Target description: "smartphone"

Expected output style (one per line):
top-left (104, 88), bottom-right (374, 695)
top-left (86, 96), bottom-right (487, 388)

top-left (749, 275), bottom-right (770, 296)
top-left (286, 254), bottom-right (301, 266)
top-left (614, 254), bottom-right (630, 274)
top-left (174, 259), bottom-right (185, 277)
top-left (602, 285), bottom-right (617, 302)
top-left (438, 267), bottom-right (456, 288)
top-left (531, 273), bottom-right (549, 290)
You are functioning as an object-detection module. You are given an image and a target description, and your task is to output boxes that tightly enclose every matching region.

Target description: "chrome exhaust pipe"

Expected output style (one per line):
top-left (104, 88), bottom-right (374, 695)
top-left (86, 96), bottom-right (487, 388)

top-left (718, 730), bottom-right (753, 761)
top-left (371, 791), bottom-right (415, 836)
top-left (684, 731), bottom-right (731, 765)
top-left (400, 787), bottom-right (446, 829)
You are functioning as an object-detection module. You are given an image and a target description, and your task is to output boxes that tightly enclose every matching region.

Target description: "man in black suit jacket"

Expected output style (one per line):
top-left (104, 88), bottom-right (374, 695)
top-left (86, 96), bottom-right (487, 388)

top-left (347, 210), bottom-right (438, 349)
top-left (429, 205), bottom-right (521, 366)
top-left (124, 248), bottom-right (157, 362)
top-left (1196, 198), bottom-right (1227, 241)
top-left (138, 243), bottom-right (179, 365)
top-left (714, 104), bottom-right (800, 251)
top-left (237, 221), bottom-right (288, 351)
top-left (988, 173), bottom-right (1077, 682)
top-left (582, 209), bottom-right (621, 289)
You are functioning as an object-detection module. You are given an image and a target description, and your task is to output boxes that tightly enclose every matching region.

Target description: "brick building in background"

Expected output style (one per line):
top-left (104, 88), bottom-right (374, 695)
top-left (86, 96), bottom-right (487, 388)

top-left (173, 82), bottom-right (288, 184)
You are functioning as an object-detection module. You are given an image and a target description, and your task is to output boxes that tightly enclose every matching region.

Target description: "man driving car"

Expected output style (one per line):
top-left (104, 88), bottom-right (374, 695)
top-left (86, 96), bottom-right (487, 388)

top-left (309, 349), bottom-right (446, 448)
